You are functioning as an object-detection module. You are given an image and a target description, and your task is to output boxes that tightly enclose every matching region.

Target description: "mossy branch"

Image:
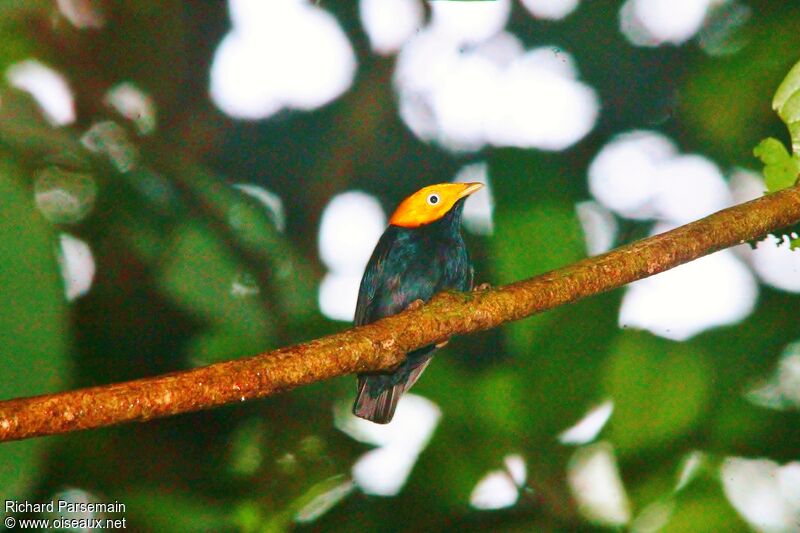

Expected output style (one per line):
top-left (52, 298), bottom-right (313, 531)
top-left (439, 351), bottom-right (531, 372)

top-left (2, 183), bottom-right (800, 442)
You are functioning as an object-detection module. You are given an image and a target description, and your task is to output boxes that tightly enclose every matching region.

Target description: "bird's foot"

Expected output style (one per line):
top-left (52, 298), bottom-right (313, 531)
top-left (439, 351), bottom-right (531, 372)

top-left (406, 299), bottom-right (425, 311)
top-left (473, 282), bottom-right (491, 292)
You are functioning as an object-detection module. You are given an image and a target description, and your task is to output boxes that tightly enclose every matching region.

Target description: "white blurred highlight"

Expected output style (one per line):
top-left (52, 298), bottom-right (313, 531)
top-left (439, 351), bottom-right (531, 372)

top-left (352, 446), bottom-right (417, 497)
top-left (470, 454), bottom-right (527, 510)
top-left (620, 232), bottom-right (757, 341)
top-left (318, 272), bottom-right (363, 323)
top-left (747, 341), bottom-right (800, 411)
top-left (319, 192), bottom-right (386, 272)
top-left (335, 394), bottom-right (441, 496)
top-left (104, 82), bottom-right (157, 135)
top-left (487, 48), bottom-right (598, 150)
top-left (568, 442), bottom-right (631, 527)
top-left (558, 400), bottom-right (614, 445)
top-left (211, 0), bottom-right (356, 120)
top-left (318, 191), bottom-right (386, 321)
top-left (50, 488), bottom-right (100, 522)
top-left (396, 30), bottom-right (598, 152)
top-left (429, 0), bottom-right (511, 45)
top-left (360, 0), bottom-right (423, 55)
top-left (576, 201), bottom-right (618, 256)
top-left (729, 167), bottom-right (765, 205)
top-left (233, 184), bottom-right (286, 232)
top-left (520, 0), bottom-right (580, 20)
top-left (81, 121), bottom-right (138, 173)
top-left (6, 60), bottom-right (76, 126)
top-left (676, 450), bottom-right (705, 491)
top-left (589, 132), bottom-right (771, 340)
top-left (746, 235), bottom-right (800, 293)
top-left (295, 478), bottom-right (356, 523)
top-left (620, 0), bottom-right (714, 47)
top-left (721, 457), bottom-right (800, 533)
top-left (230, 272), bottom-right (260, 298)
top-left (58, 233), bottom-right (95, 301)
top-left (453, 162), bottom-right (494, 235)
top-left (698, 1), bottom-right (751, 57)
top-left (34, 167), bottom-right (97, 225)
top-left (57, 0), bottom-right (105, 29)
top-left (630, 500), bottom-right (675, 533)
top-left (588, 131), bottom-right (676, 219)
top-left (652, 155), bottom-right (731, 224)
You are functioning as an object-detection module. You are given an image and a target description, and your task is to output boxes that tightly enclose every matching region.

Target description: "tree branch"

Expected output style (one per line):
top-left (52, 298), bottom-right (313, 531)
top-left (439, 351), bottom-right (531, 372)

top-left (2, 184), bottom-right (800, 442)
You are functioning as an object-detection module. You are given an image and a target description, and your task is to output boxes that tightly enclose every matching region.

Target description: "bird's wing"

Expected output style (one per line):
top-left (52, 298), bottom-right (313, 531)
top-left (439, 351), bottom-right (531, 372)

top-left (355, 229), bottom-right (437, 325)
top-left (353, 236), bottom-right (394, 326)
top-left (354, 231), bottom-right (390, 326)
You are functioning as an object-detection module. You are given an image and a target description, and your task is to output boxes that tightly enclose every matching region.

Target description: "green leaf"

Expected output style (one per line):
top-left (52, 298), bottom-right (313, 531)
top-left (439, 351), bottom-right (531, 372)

top-left (772, 59), bottom-right (800, 154)
top-left (0, 158), bottom-right (69, 501)
top-left (753, 137), bottom-right (791, 166)
top-left (772, 60), bottom-right (800, 112)
top-left (752, 137), bottom-right (800, 192)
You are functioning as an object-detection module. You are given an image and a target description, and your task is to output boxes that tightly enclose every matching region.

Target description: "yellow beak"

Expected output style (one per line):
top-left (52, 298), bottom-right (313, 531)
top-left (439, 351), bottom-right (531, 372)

top-left (457, 182), bottom-right (484, 199)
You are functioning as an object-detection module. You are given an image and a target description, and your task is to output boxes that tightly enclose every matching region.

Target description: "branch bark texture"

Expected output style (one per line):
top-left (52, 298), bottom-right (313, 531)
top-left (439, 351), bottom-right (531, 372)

top-left (2, 184), bottom-right (800, 442)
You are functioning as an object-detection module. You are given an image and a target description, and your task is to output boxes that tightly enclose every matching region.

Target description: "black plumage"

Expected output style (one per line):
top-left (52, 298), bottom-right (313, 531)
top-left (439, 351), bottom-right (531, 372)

top-left (352, 198), bottom-right (474, 424)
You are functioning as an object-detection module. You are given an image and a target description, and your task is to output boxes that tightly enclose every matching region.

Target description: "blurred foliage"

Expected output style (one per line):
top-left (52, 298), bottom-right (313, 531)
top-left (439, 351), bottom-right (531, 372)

top-left (773, 58), bottom-right (800, 155)
top-left (754, 56), bottom-right (800, 249)
top-left (0, 1), bottom-right (799, 533)
top-left (754, 57), bottom-right (800, 194)
top-left (753, 137), bottom-right (799, 193)
top-left (0, 157), bottom-right (68, 500)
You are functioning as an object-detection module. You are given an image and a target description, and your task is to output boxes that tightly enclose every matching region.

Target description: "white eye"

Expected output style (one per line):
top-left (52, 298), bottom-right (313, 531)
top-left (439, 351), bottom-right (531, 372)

top-left (427, 193), bottom-right (440, 206)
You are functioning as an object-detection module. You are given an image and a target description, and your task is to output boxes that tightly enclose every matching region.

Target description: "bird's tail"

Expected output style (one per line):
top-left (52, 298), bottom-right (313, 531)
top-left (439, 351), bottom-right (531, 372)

top-left (352, 377), bottom-right (401, 424)
top-left (352, 358), bottom-right (431, 424)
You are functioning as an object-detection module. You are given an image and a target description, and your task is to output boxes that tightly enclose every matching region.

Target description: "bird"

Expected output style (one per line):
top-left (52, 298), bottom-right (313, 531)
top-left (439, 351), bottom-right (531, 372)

top-left (352, 182), bottom-right (483, 424)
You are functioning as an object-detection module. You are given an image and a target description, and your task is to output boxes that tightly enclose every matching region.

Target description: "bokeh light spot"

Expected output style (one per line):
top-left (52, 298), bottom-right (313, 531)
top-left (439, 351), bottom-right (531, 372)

top-left (58, 233), bottom-right (95, 302)
top-left (453, 162), bottom-right (494, 235)
top-left (469, 455), bottom-right (527, 511)
top-left (520, 0), bottom-right (580, 20)
top-left (211, 0), bottom-right (357, 120)
top-left (575, 201), bottom-right (618, 256)
top-left (620, 0), bottom-right (714, 47)
top-left (360, 0), bottom-right (423, 55)
top-left (6, 59), bottom-right (76, 126)
top-left (318, 191), bottom-right (386, 321)
top-left (34, 167), bottom-right (97, 225)
top-left (619, 239), bottom-right (757, 341)
top-left (568, 442), bottom-right (631, 527)
top-left (336, 394), bottom-right (441, 496)
top-left (104, 82), bottom-right (157, 135)
top-left (559, 400), bottom-right (614, 445)
top-left (721, 457), bottom-right (800, 533)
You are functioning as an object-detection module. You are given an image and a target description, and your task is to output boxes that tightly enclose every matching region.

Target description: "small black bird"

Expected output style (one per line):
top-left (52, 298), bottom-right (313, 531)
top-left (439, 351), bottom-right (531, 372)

top-left (352, 182), bottom-right (483, 424)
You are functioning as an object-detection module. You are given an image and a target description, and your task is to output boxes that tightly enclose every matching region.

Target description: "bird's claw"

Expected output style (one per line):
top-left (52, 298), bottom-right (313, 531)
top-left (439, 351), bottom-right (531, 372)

top-left (473, 282), bottom-right (491, 292)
